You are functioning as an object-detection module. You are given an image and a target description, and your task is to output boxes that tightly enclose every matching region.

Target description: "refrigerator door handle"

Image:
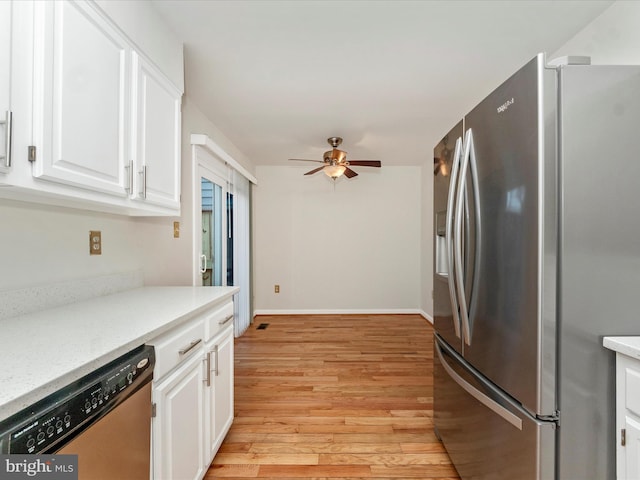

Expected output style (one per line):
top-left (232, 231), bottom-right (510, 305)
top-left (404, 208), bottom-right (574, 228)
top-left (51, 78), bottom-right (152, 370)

top-left (467, 129), bottom-right (482, 333)
top-left (455, 130), bottom-right (472, 345)
top-left (445, 136), bottom-right (463, 339)
top-left (436, 338), bottom-right (523, 430)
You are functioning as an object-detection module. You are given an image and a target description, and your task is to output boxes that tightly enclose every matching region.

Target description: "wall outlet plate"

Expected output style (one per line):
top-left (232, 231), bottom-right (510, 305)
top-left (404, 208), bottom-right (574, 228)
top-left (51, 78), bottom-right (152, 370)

top-left (90, 231), bottom-right (101, 255)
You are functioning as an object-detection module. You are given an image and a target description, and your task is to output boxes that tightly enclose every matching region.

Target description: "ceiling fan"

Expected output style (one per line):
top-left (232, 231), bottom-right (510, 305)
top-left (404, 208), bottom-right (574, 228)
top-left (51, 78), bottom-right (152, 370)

top-left (289, 137), bottom-right (381, 179)
top-left (433, 134), bottom-right (451, 177)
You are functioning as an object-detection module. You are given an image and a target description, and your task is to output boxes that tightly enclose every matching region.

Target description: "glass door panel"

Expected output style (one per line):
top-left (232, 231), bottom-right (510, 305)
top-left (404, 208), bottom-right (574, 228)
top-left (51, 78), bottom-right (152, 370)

top-left (201, 176), bottom-right (223, 286)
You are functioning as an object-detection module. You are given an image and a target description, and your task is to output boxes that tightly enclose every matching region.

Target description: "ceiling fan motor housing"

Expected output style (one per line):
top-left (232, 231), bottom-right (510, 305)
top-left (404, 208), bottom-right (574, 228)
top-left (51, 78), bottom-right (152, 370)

top-left (324, 148), bottom-right (348, 164)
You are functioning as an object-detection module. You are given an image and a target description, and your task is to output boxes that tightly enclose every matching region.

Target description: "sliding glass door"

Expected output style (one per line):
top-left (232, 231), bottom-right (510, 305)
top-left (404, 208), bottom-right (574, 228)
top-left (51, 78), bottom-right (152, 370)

top-left (198, 166), bottom-right (228, 286)
top-left (193, 138), bottom-right (253, 336)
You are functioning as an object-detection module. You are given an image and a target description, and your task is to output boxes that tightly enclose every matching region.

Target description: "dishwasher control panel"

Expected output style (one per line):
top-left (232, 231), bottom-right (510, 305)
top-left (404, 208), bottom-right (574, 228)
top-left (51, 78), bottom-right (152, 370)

top-left (0, 345), bottom-right (155, 454)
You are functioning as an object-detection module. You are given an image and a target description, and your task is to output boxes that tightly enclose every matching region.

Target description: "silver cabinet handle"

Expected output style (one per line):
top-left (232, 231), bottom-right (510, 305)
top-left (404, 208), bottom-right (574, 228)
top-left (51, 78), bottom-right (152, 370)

top-left (203, 351), bottom-right (211, 386)
top-left (125, 160), bottom-right (133, 194)
top-left (445, 136), bottom-right (463, 339)
top-left (219, 314), bottom-right (233, 326)
top-left (211, 344), bottom-right (219, 377)
top-left (139, 165), bottom-right (147, 198)
top-left (178, 338), bottom-right (202, 356)
top-left (0, 111), bottom-right (12, 168)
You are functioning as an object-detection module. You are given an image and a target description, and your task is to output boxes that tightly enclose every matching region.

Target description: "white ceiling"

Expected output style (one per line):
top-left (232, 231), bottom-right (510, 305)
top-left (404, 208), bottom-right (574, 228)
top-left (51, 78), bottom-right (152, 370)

top-left (151, 0), bottom-right (614, 169)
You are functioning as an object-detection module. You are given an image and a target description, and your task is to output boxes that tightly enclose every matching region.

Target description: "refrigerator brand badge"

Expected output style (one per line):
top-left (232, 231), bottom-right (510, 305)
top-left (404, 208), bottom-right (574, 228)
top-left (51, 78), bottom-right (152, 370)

top-left (497, 97), bottom-right (515, 114)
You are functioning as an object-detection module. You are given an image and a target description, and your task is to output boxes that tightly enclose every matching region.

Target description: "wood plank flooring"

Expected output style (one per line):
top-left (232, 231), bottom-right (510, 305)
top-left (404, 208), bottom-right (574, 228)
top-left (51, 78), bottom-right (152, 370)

top-left (206, 314), bottom-right (460, 479)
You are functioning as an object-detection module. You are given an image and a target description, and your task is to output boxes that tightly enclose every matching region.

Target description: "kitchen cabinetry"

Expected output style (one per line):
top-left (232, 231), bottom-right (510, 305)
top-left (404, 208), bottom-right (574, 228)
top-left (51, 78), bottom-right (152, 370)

top-left (604, 337), bottom-right (640, 480)
top-left (149, 300), bottom-right (235, 480)
top-left (205, 321), bottom-right (234, 461)
top-left (0, 1), bottom-right (12, 175)
top-left (131, 52), bottom-right (181, 210)
top-left (617, 354), bottom-right (640, 480)
top-left (32, 0), bottom-right (131, 197)
top-left (0, 0), bottom-right (183, 216)
top-left (152, 345), bottom-right (206, 480)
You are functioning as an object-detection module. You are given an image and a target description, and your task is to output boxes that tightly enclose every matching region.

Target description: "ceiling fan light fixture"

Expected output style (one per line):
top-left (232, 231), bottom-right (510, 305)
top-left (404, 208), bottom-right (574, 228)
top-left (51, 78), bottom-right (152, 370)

top-left (323, 165), bottom-right (346, 179)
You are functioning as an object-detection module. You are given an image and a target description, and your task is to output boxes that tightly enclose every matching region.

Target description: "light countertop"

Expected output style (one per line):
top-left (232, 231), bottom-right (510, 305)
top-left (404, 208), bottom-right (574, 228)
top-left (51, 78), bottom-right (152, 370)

top-left (0, 286), bottom-right (239, 421)
top-left (603, 336), bottom-right (640, 359)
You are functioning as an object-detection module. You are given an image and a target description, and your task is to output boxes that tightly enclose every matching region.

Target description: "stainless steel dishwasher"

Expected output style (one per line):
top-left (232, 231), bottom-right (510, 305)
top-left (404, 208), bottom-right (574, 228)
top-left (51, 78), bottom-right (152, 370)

top-left (0, 345), bottom-right (155, 479)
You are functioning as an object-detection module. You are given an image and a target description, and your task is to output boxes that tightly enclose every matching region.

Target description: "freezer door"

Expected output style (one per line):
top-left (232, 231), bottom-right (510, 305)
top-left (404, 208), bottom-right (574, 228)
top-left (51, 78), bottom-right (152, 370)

top-left (434, 335), bottom-right (555, 480)
top-left (460, 54), bottom-right (557, 416)
top-left (433, 121), bottom-right (464, 354)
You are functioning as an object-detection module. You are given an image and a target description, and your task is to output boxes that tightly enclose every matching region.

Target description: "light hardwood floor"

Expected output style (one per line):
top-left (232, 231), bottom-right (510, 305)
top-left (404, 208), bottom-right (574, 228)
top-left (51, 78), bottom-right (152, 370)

top-left (206, 314), bottom-right (460, 479)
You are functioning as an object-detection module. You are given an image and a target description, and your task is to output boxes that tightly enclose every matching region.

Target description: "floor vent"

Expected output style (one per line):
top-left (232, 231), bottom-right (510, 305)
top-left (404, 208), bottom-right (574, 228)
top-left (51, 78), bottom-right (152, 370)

top-left (257, 323), bottom-right (269, 330)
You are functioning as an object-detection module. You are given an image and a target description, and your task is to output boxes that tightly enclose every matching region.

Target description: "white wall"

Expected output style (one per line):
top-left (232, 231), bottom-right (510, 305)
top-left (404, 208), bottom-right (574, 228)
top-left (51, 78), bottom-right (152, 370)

top-left (552, 1), bottom-right (640, 64)
top-left (3, 0), bottom-right (635, 315)
top-left (95, 0), bottom-right (184, 91)
top-left (137, 96), bottom-right (255, 286)
top-left (0, 199), bottom-right (142, 291)
top-left (253, 166), bottom-right (421, 313)
top-left (0, 96), bottom-right (254, 293)
top-left (420, 162), bottom-right (434, 320)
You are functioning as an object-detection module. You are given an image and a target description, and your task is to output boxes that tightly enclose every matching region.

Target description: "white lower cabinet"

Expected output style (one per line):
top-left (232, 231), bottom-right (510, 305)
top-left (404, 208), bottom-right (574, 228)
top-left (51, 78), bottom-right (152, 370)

top-left (611, 346), bottom-right (640, 480)
top-left (150, 300), bottom-right (235, 480)
top-left (152, 350), bottom-right (206, 480)
top-left (205, 324), bottom-right (234, 461)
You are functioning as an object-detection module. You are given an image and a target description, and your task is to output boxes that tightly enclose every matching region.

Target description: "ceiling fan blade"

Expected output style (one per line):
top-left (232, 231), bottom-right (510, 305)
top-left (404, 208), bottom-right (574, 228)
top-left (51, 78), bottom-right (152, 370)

top-left (343, 167), bottom-right (358, 178)
top-left (347, 160), bottom-right (381, 167)
top-left (304, 166), bottom-right (325, 176)
top-left (289, 158), bottom-right (324, 163)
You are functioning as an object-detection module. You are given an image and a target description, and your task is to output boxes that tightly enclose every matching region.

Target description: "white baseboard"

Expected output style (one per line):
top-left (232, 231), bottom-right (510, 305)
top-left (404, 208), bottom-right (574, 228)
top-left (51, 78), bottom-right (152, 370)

top-left (253, 308), bottom-right (429, 317)
top-left (419, 310), bottom-right (434, 324)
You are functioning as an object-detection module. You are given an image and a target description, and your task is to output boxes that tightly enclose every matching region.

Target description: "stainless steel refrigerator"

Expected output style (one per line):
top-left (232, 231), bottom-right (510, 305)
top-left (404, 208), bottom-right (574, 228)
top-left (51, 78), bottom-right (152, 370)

top-left (433, 53), bottom-right (640, 479)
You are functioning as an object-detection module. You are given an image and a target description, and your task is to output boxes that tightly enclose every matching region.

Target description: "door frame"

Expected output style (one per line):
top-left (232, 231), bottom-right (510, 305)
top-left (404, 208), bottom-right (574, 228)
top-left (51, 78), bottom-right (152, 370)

top-left (192, 146), bottom-right (229, 286)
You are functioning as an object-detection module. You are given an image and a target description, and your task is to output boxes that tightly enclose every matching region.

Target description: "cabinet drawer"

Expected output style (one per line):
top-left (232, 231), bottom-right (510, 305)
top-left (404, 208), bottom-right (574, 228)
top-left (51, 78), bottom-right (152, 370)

top-left (149, 318), bottom-right (205, 380)
top-left (626, 366), bottom-right (640, 417)
top-left (204, 301), bottom-right (234, 341)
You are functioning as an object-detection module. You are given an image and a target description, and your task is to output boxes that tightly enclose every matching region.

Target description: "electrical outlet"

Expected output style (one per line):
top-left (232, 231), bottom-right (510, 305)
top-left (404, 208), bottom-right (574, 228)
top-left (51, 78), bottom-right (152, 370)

top-left (89, 231), bottom-right (102, 255)
top-left (274, 284), bottom-right (280, 293)
top-left (173, 221), bottom-right (180, 238)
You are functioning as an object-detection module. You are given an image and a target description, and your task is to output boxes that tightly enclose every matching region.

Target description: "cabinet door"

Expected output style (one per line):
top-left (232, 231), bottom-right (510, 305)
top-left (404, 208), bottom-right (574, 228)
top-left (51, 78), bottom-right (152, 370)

top-left (0, 0), bottom-right (11, 174)
top-left (131, 52), bottom-right (181, 210)
top-left (624, 416), bottom-right (640, 480)
top-left (153, 353), bottom-right (205, 480)
top-left (205, 325), bottom-right (234, 463)
top-left (31, 1), bottom-right (130, 196)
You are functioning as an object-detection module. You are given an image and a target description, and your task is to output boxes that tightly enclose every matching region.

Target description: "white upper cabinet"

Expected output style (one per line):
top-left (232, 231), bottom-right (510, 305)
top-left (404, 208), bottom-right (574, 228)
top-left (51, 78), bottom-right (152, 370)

top-left (131, 52), bottom-right (182, 210)
top-left (32, 1), bottom-right (130, 197)
top-left (0, 1), bottom-right (12, 174)
top-left (0, 0), bottom-right (183, 216)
